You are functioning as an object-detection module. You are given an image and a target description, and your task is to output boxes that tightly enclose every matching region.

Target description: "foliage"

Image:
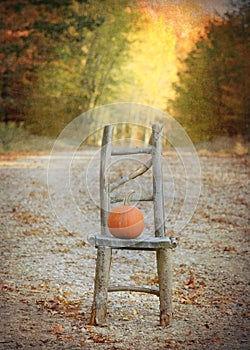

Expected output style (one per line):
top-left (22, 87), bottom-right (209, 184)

top-left (1, 0), bottom-right (212, 136)
top-left (170, 0), bottom-right (250, 142)
top-left (0, 0), bottom-right (99, 122)
top-left (121, 0), bottom-right (211, 110)
top-left (120, 12), bottom-right (177, 109)
top-left (23, 0), bottom-right (140, 136)
top-left (0, 122), bottom-right (26, 151)
top-left (1, 0), bottom-right (131, 137)
top-left (3, 0), bottom-right (244, 141)
top-left (78, 1), bottom-right (139, 110)
top-left (0, 121), bottom-right (54, 152)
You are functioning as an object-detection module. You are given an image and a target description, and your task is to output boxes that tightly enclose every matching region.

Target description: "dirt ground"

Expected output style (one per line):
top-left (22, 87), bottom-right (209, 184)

top-left (0, 149), bottom-right (249, 349)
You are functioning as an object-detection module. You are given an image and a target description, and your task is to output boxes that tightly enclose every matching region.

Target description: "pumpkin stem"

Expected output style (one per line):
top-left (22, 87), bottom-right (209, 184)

top-left (124, 190), bottom-right (135, 205)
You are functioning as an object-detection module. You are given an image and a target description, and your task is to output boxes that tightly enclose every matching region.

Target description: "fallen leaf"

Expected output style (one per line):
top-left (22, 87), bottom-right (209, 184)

top-left (50, 324), bottom-right (63, 335)
top-left (223, 246), bottom-right (237, 252)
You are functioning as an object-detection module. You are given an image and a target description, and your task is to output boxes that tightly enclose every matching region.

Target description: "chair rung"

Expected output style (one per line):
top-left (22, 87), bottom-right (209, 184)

top-left (110, 195), bottom-right (153, 203)
top-left (88, 235), bottom-right (177, 250)
top-left (108, 285), bottom-right (159, 296)
top-left (111, 146), bottom-right (152, 155)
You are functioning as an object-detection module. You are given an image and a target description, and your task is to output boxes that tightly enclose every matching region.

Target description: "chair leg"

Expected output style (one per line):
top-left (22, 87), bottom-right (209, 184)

top-left (157, 248), bottom-right (173, 326)
top-left (89, 247), bottom-right (112, 325)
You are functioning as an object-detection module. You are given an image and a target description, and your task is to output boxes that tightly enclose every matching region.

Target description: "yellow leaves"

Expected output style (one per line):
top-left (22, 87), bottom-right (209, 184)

top-left (81, 45), bottom-right (88, 54)
top-left (119, 1), bottom-right (211, 109)
top-left (68, 26), bottom-right (79, 38)
top-left (122, 11), bottom-right (178, 108)
top-left (125, 6), bottom-right (132, 13)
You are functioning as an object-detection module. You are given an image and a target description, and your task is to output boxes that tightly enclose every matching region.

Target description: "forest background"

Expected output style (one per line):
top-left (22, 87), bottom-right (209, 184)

top-left (0, 0), bottom-right (249, 151)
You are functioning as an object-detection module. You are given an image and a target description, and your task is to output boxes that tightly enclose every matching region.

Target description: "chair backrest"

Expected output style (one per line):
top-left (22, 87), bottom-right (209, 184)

top-left (99, 124), bottom-right (165, 238)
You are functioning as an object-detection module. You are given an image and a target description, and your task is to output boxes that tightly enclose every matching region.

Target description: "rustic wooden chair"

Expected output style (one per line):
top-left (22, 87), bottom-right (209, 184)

top-left (89, 123), bottom-right (177, 326)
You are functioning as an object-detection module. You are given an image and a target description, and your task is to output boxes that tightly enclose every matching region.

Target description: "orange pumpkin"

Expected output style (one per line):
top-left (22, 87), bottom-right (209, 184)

top-left (107, 191), bottom-right (144, 239)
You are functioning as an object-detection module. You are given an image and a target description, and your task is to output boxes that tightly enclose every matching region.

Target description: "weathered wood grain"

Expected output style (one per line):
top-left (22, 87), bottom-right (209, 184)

top-left (93, 235), bottom-right (176, 250)
top-left (110, 194), bottom-right (153, 203)
top-left (152, 123), bottom-right (173, 326)
top-left (90, 125), bottom-right (113, 325)
top-left (110, 158), bottom-right (152, 192)
top-left (90, 123), bottom-right (175, 327)
top-left (108, 285), bottom-right (160, 296)
top-left (152, 123), bottom-right (164, 237)
top-left (111, 146), bottom-right (152, 155)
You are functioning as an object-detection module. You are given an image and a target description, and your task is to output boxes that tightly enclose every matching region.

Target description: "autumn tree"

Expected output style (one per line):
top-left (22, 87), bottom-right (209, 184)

top-left (117, 0), bottom-right (212, 112)
top-left (0, 0), bottom-right (102, 121)
top-left (170, 0), bottom-right (250, 142)
top-left (23, 0), bottom-right (140, 135)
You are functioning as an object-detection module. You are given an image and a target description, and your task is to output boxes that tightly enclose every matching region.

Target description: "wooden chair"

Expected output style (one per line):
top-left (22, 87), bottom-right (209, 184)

top-left (89, 124), bottom-right (177, 326)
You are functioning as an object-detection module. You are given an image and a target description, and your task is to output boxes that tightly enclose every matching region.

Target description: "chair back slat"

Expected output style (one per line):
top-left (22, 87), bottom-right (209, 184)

top-left (152, 124), bottom-right (165, 237)
top-left (100, 125), bottom-right (114, 236)
top-left (100, 123), bottom-right (165, 238)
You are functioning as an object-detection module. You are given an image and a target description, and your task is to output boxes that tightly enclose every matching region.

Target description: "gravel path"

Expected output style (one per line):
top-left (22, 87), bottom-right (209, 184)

top-left (0, 150), bottom-right (249, 349)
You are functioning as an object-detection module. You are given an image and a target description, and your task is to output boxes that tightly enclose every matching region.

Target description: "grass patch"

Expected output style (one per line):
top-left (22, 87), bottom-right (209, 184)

top-left (0, 122), bottom-right (55, 153)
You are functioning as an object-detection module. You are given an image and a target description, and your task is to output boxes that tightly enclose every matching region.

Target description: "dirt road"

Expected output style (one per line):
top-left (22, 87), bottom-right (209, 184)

top-left (0, 150), bottom-right (249, 349)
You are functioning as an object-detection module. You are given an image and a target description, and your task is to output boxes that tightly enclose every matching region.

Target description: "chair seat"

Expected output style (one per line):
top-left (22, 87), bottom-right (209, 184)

top-left (88, 234), bottom-right (177, 250)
